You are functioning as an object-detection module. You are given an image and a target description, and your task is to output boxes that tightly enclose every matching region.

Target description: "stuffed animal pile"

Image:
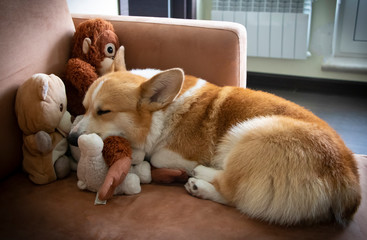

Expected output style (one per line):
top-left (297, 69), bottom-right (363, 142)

top-left (15, 18), bottom-right (188, 202)
top-left (63, 18), bottom-right (146, 200)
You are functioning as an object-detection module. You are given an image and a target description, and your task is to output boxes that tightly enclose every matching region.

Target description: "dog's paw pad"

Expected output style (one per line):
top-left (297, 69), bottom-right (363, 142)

top-left (185, 178), bottom-right (206, 198)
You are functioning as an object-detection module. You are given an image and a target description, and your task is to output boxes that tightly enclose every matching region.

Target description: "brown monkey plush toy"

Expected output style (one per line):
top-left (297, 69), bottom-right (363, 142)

top-left (64, 18), bottom-right (121, 116)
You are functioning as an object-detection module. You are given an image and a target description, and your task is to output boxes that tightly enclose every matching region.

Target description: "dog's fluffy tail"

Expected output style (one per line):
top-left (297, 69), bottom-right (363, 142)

top-left (217, 116), bottom-right (361, 226)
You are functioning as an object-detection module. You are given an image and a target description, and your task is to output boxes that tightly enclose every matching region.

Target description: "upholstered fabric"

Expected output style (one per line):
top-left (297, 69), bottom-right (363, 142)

top-left (73, 14), bottom-right (247, 88)
top-left (0, 155), bottom-right (366, 239)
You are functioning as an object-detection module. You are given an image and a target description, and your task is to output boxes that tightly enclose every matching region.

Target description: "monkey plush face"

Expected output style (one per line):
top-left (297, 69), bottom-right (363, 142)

top-left (72, 18), bottom-right (121, 76)
top-left (82, 30), bottom-right (120, 75)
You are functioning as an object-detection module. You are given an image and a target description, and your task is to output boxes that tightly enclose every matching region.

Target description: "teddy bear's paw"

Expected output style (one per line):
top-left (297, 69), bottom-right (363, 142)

top-left (132, 161), bottom-right (152, 183)
top-left (77, 180), bottom-right (87, 190)
top-left (54, 156), bottom-right (71, 179)
top-left (118, 173), bottom-right (141, 195)
top-left (35, 131), bottom-right (52, 153)
top-left (78, 133), bottom-right (104, 155)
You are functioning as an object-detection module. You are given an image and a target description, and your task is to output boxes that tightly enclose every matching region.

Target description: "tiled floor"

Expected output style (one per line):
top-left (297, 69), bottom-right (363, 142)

top-left (247, 84), bottom-right (367, 155)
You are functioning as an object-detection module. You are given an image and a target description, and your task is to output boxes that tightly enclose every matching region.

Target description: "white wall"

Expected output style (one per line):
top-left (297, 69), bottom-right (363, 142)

top-left (67, 0), bottom-right (119, 15)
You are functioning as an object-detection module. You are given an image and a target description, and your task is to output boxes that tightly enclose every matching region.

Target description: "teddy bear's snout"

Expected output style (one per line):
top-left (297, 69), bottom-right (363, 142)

top-left (67, 132), bottom-right (80, 147)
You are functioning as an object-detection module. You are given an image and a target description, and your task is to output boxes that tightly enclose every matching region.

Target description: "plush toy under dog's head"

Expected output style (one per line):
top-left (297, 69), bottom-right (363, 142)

top-left (77, 134), bottom-right (141, 204)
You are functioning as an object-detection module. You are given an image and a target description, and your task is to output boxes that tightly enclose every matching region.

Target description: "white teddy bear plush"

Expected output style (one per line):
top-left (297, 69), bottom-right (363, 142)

top-left (77, 133), bottom-right (142, 203)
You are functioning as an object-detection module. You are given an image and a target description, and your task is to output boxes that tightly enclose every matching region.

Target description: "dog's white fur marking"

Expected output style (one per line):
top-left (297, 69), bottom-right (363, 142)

top-left (92, 80), bottom-right (105, 102)
top-left (177, 78), bottom-right (207, 100)
top-left (130, 68), bottom-right (162, 79)
top-left (185, 178), bottom-right (228, 204)
top-left (212, 116), bottom-right (276, 169)
top-left (192, 165), bottom-right (221, 182)
top-left (144, 111), bottom-right (165, 155)
top-left (71, 115), bottom-right (90, 136)
top-left (186, 165), bottom-right (226, 205)
top-left (150, 148), bottom-right (198, 174)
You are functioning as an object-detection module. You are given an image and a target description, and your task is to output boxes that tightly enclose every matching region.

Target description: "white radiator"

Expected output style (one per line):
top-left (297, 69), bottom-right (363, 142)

top-left (212, 0), bottom-right (312, 59)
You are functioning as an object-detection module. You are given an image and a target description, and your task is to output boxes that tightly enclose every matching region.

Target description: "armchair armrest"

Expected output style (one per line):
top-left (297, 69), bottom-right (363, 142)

top-left (72, 14), bottom-right (247, 88)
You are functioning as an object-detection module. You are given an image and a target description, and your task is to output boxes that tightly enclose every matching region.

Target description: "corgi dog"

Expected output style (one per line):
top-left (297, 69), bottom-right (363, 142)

top-left (69, 67), bottom-right (361, 226)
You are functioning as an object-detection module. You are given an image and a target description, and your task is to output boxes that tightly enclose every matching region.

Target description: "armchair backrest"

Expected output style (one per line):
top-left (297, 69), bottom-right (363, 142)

top-left (0, 0), bottom-right (75, 179)
top-left (72, 15), bottom-right (247, 88)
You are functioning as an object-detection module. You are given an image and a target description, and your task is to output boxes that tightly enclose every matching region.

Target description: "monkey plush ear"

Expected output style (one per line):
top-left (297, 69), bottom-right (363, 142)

top-left (110, 46), bottom-right (127, 72)
top-left (82, 38), bottom-right (92, 54)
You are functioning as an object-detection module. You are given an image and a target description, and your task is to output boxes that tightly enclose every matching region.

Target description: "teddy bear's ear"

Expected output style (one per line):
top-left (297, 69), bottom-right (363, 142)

top-left (110, 46), bottom-right (127, 72)
top-left (32, 74), bottom-right (49, 101)
top-left (82, 37), bottom-right (91, 54)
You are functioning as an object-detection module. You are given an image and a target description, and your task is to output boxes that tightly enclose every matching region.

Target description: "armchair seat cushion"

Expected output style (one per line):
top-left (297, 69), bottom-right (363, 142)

top-left (0, 155), bottom-right (366, 240)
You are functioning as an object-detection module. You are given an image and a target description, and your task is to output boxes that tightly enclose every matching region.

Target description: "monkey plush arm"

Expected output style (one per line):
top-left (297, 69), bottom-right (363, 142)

top-left (65, 58), bottom-right (98, 93)
top-left (64, 58), bottom-right (98, 116)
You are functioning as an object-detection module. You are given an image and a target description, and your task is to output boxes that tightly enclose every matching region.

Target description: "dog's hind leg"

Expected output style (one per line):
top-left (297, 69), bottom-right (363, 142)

top-left (185, 163), bottom-right (228, 204)
top-left (185, 178), bottom-right (228, 205)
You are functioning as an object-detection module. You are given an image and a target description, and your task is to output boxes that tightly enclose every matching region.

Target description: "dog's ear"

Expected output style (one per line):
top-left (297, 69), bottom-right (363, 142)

top-left (140, 68), bottom-right (184, 110)
top-left (109, 46), bottom-right (127, 72)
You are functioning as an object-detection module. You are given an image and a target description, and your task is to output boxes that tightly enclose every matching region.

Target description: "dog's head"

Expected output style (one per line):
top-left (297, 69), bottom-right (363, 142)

top-left (68, 68), bottom-right (184, 148)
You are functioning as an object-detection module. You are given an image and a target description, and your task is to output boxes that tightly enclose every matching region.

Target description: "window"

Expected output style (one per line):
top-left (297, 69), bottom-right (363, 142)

top-left (323, 0), bottom-right (367, 73)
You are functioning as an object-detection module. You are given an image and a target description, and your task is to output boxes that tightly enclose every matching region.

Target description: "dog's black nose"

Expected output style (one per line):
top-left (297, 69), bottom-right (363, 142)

top-left (67, 132), bottom-right (80, 147)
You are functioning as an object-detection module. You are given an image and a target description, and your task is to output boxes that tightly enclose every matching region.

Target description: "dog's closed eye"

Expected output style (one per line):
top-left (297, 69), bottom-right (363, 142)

top-left (97, 109), bottom-right (111, 116)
